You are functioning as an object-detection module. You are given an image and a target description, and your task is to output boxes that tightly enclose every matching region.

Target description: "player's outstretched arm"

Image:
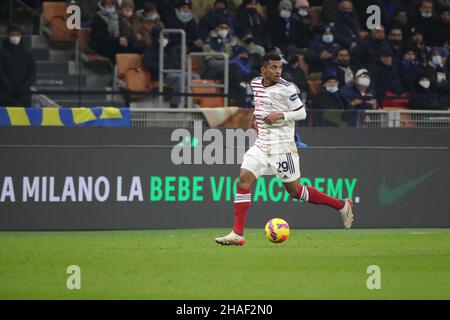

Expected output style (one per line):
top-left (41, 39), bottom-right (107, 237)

top-left (283, 107), bottom-right (307, 121)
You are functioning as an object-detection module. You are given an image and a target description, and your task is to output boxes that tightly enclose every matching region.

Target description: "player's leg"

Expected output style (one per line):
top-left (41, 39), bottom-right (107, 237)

top-left (233, 168), bottom-right (257, 235)
top-left (271, 152), bottom-right (354, 229)
top-left (215, 146), bottom-right (267, 246)
top-left (283, 179), bottom-right (354, 229)
top-left (214, 169), bottom-right (257, 246)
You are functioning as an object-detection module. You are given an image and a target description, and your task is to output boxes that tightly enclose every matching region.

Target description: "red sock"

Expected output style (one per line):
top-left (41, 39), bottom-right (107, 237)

top-left (296, 185), bottom-right (344, 210)
top-left (233, 187), bottom-right (251, 235)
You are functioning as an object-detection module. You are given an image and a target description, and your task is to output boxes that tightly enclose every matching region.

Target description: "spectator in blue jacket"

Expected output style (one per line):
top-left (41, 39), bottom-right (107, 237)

top-left (202, 19), bottom-right (238, 79)
top-left (199, 0), bottom-right (237, 40)
top-left (165, 0), bottom-right (204, 53)
top-left (397, 46), bottom-right (422, 93)
top-left (421, 47), bottom-right (450, 94)
top-left (304, 23), bottom-right (341, 73)
top-left (228, 46), bottom-right (259, 107)
top-left (341, 68), bottom-right (378, 110)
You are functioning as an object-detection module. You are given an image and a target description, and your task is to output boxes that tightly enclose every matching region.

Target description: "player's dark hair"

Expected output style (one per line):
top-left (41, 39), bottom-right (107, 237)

top-left (261, 54), bottom-right (282, 67)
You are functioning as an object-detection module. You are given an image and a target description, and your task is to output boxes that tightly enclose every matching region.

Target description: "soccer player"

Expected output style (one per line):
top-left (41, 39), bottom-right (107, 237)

top-left (215, 54), bottom-right (354, 246)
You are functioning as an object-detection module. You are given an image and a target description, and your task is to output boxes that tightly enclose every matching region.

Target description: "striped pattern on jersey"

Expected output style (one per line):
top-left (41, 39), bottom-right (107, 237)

top-left (251, 76), bottom-right (300, 155)
top-left (252, 77), bottom-right (270, 153)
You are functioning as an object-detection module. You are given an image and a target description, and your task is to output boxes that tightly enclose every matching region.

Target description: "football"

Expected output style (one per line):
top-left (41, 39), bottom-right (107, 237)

top-left (265, 218), bottom-right (290, 243)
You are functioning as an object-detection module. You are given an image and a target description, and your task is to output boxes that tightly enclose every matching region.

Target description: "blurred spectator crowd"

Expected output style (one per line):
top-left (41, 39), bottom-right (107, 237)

top-left (2, 0), bottom-right (450, 112)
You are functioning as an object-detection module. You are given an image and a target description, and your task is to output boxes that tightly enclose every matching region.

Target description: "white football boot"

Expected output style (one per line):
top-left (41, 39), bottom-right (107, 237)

top-left (215, 231), bottom-right (246, 246)
top-left (339, 198), bottom-right (354, 229)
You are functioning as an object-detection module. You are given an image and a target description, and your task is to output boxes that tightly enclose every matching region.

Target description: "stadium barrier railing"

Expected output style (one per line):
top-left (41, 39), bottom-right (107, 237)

top-left (7, 87), bottom-right (450, 128)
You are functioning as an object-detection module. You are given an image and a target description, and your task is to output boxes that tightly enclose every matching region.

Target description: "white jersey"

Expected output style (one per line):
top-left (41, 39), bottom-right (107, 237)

top-left (251, 76), bottom-right (304, 155)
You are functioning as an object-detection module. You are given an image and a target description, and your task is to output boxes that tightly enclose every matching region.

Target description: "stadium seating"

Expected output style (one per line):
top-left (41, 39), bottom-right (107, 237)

top-left (41, 2), bottom-right (75, 43)
top-left (115, 54), bottom-right (152, 93)
top-left (191, 80), bottom-right (224, 108)
top-left (190, 55), bottom-right (203, 76)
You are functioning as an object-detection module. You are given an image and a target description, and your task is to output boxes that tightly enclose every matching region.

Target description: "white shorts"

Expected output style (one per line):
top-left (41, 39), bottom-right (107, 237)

top-left (241, 145), bottom-right (301, 183)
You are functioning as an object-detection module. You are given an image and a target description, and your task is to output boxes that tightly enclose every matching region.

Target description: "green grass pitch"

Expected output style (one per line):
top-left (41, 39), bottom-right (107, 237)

top-left (0, 228), bottom-right (449, 300)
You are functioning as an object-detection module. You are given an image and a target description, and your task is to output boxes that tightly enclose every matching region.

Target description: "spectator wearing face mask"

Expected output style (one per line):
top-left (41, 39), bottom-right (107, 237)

top-left (291, 0), bottom-right (313, 49)
top-left (0, 24), bottom-right (36, 107)
top-left (422, 47), bottom-right (450, 94)
top-left (333, 0), bottom-right (361, 51)
top-left (143, 27), bottom-right (200, 108)
top-left (202, 19), bottom-right (238, 79)
top-left (90, 0), bottom-right (129, 61)
top-left (304, 24), bottom-right (341, 73)
top-left (137, 2), bottom-right (165, 46)
top-left (313, 69), bottom-right (348, 109)
top-left (199, 0), bottom-right (237, 40)
top-left (410, 73), bottom-right (442, 109)
top-left (312, 68), bottom-right (350, 126)
top-left (269, 0), bottom-right (296, 51)
top-left (410, 0), bottom-right (436, 46)
top-left (166, 0), bottom-right (204, 53)
top-left (341, 69), bottom-right (377, 110)
top-left (118, 0), bottom-right (146, 53)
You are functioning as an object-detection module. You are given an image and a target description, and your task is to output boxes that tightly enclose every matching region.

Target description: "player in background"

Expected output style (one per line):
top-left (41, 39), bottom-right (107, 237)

top-left (215, 54), bottom-right (354, 246)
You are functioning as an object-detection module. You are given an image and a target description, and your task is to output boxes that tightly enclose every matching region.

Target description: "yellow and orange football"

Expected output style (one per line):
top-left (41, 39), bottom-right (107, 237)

top-left (265, 218), bottom-right (290, 243)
